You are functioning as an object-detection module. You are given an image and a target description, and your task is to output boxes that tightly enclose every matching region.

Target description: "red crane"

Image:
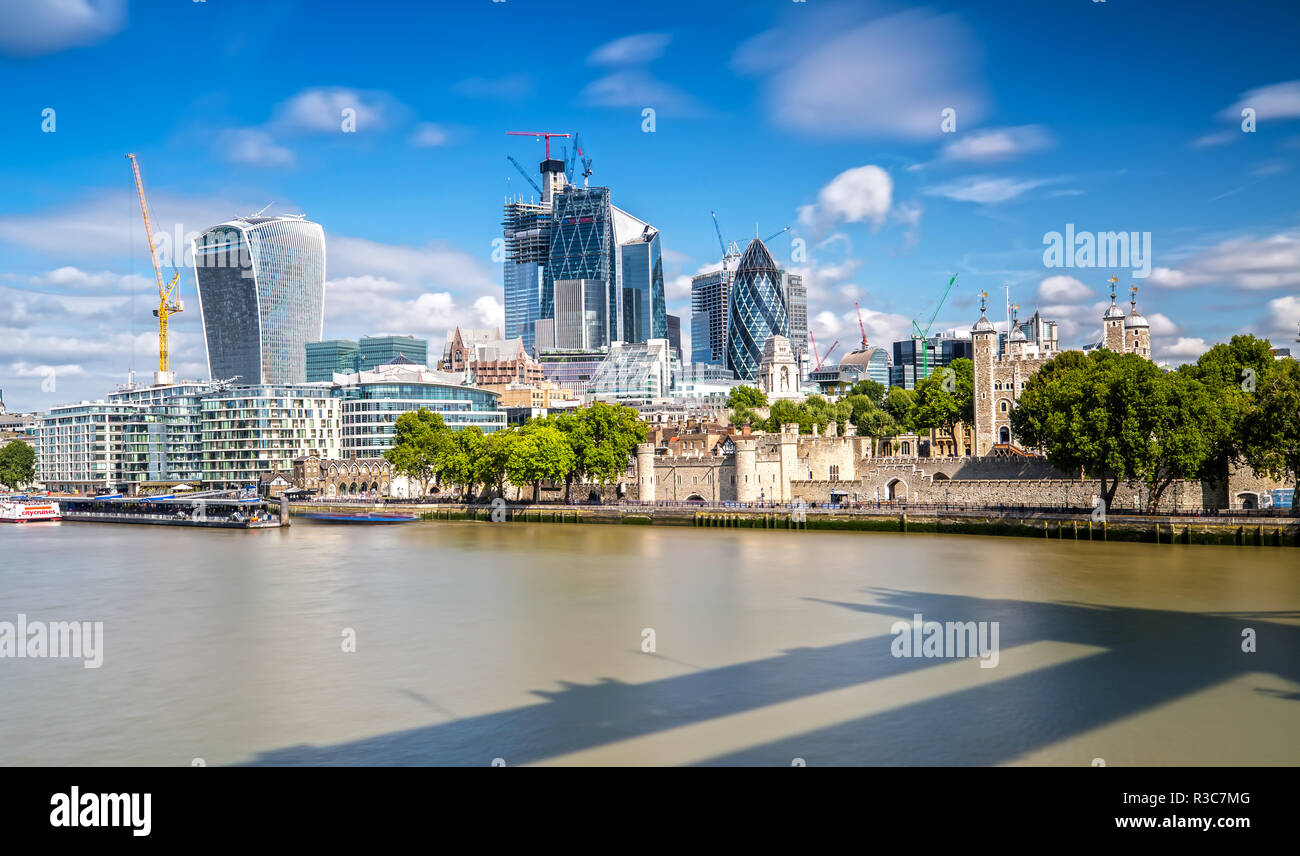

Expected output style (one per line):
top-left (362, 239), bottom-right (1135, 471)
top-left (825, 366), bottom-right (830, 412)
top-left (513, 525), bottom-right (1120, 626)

top-left (856, 302), bottom-right (869, 350)
top-left (505, 131), bottom-right (571, 159)
top-left (809, 329), bottom-right (840, 371)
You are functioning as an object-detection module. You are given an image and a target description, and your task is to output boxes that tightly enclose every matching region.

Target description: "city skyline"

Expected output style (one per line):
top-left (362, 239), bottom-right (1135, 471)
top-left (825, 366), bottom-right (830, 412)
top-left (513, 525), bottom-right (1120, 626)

top-left (2, 0), bottom-right (1299, 409)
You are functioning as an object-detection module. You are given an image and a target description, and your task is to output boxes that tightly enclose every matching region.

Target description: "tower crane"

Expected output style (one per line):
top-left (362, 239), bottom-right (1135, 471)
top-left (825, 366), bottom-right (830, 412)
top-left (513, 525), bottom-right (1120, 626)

top-left (763, 226), bottom-right (790, 243)
top-left (856, 302), bottom-right (869, 350)
top-left (910, 274), bottom-right (958, 381)
top-left (126, 153), bottom-right (183, 378)
top-left (505, 155), bottom-right (542, 197)
top-left (809, 329), bottom-right (840, 371)
top-left (711, 211), bottom-right (741, 272)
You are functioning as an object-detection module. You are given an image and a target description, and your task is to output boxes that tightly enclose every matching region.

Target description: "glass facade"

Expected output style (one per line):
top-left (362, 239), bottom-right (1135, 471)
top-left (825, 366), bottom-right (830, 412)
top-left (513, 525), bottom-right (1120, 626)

top-left (331, 371), bottom-right (505, 456)
top-left (200, 386), bottom-right (340, 487)
top-left (538, 350), bottom-right (608, 397)
top-left (689, 268), bottom-right (733, 366)
top-left (890, 336), bottom-right (973, 389)
top-left (587, 339), bottom-right (673, 402)
top-left (620, 230), bottom-right (666, 344)
top-left (783, 272), bottom-right (808, 363)
top-left (357, 335), bottom-right (428, 371)
top-left (193, 216), bottom-right (326, 385)
top-left (545, 187), bottom-right (616, 345)
top-left (553, 278), bottom-right (607, 351)
top-left (725, 239), bottom-right (789, 381)
top-left (306, 339), bottom-right (358, 382)
top-left (502, 200), bottom-right (551, 354)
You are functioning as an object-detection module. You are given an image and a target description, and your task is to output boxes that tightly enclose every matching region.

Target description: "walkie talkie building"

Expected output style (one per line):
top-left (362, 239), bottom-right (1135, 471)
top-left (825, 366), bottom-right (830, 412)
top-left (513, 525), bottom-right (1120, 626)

top-left (725, 238), bottom-right (789, 381)
top-left (192, 215), bottom-right (326, 385)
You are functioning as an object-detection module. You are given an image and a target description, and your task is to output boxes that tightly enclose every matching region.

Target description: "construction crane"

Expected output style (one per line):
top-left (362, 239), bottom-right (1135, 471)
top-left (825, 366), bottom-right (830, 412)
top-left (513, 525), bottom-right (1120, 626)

top-left (126, 153), bottom-right (183, 376)
top-left (505, 130), bottom-right (570, 160)
top-left (809, 329), bottom-right (840, 371)
top-left (763, 226), bottom-right (790, 243)
top-left (711, 211), bottom-right (741, 272)
top-left (505, 155), bottom-right (542, 197)
top-left (856, 302), bottom-right (869, 350)
top-left (571, 132), bottom-right (593, 187)
top-left (910, 274), bottom-right (959, 381)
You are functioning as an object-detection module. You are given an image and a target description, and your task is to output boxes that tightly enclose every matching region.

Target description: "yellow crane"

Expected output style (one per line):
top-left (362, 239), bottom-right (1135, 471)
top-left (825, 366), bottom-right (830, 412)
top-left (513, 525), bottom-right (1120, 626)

top-left (126, 153), bottom-right (183, 374)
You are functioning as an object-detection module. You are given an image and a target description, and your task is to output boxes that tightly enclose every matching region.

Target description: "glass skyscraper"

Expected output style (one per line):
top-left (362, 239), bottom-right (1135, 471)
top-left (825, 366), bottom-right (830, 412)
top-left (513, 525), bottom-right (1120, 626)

top-left (192, 215), bottom-right (326, 385)
top-left (690, 268), bottom-right (733, 366)
top-left (545, 187), bottom-right (617, 347)
top-left (357, 335), bottom-right (427, 370)
top-left (619, 226), bottom-right (666, 344)
top-left (306, 339), bottom-right (358, 382)
top-left (726, 239), bottom-right (789, 381)
top-left (502, 200), bottom-right (551, 353)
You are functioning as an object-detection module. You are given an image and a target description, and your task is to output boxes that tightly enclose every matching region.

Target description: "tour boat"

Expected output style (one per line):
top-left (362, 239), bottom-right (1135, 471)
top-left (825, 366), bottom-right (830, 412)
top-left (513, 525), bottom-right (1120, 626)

top-left (0, 496), bottom-right (62, 523)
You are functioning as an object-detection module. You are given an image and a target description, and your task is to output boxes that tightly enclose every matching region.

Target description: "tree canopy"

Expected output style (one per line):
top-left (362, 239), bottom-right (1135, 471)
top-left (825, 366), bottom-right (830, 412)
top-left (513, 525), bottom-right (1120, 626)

top-left (0, 440), bottom-right (36, 490)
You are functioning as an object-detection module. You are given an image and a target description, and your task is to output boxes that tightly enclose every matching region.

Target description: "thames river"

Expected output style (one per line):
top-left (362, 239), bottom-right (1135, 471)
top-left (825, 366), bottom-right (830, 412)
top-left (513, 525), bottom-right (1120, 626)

top-left (2, 519), bottom-right (1297, 766)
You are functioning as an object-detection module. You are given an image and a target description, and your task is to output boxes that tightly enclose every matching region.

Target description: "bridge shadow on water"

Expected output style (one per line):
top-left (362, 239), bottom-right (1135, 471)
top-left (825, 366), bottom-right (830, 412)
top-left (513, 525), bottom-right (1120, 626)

top-left (240, 589), bottom-right (1300, 766)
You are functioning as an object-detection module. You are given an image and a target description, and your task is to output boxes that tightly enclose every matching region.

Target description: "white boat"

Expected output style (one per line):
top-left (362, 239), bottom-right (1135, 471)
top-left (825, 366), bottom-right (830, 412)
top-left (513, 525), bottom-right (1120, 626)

top-left (0, 496), bottom-right (62, 523)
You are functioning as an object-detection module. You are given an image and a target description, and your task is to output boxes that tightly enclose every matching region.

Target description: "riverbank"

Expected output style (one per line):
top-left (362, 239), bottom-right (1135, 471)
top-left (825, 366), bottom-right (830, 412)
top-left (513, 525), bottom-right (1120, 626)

top-left (289, 501), bottom-right (1300, 548)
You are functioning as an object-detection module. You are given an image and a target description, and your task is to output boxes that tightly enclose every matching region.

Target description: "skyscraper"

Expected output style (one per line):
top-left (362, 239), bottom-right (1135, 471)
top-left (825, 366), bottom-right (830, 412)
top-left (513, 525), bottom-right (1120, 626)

top-left (192, 214), bottom-right (326, 385)
top-left (545, 186), bottom-right (617, 348)
top-left (306, 339), bottom-right (358, 382)
top-left (357, 335), bottom-right (427, 370)
top-left (502, 199), bottom-right (551, 354)
top-left (783, 271), bottom-right (808, 367)
top-left (619, 225), bottom-right (666, 344)
top-left (725, 239), bottom-right (788, 381)
top-left (689, 268), bottom-right (733, 366)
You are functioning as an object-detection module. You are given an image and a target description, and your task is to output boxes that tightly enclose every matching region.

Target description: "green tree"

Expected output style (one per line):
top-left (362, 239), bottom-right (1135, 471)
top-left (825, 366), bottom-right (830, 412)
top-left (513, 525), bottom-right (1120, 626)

top-left (0, 440), bottom-right (37, 489)
top-left (1242, 358), bottom-right (1300, 515)
top-left (911, 358), bottom-right (973, 455)
top-left (476, 429), bottom-right (517, 499)
top-left (883, 386), bottom-right (915, 432)
top-left (852, 407), bottom-right (898, 457)
top-left (506, 423), bottom-right (577, 502)
top-left (727, 385), bottom-right (768, 409)
top-left (1181, 334), bottom-right (1279, 473)
top-left (849, 379), bottom-right (887, 406)
top-left (572, 402), bottom-right (646, 497)
top-left (436, 425), bottom-right (485, 499)
top-left (383, 409), bottom-right (448, 497)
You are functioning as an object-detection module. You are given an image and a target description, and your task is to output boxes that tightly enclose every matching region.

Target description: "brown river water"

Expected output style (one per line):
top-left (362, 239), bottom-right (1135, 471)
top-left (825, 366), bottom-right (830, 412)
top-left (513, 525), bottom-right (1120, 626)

top-left (1, 519), bottom-right (1297, 766)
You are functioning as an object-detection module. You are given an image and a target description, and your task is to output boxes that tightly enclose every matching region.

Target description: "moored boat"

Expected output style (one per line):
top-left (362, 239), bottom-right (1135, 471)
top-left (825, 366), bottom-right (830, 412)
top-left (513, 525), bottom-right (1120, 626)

top-left (298, 511), bottom-right (417, 524)
top-left (0, 496), bottom-right (62, 523)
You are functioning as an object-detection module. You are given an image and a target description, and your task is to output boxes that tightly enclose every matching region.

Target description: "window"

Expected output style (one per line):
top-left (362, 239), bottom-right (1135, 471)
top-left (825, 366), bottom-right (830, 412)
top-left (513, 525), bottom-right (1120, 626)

top-left (999, 400), bottom-right (1009, 413)
top-left (829, 465), bottom-right (840, 480)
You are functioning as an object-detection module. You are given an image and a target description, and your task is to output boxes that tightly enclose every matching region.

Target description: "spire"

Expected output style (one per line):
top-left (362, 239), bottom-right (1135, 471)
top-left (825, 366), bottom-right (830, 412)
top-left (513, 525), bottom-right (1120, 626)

top-left (972, 290), bottom-right (995, 333)
top-left (1103, 275), bottom-right (1125, 320)
top-left (1130, 283), bottom-right (1138, 312)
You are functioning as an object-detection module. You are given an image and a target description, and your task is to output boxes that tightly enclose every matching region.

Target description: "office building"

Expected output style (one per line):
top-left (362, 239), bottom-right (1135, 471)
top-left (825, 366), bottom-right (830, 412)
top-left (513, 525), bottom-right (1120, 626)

top-left (537, 350), bottom-right (608, 397)
top-left (358, 335), bottom-right (427, 371)
top-left (545, 186), bottom-right (617, 347)
top-left (502, 199), bottom-right (552, 354)
top-left (689, 268), bottom-right (733, 366)
top-left (330, 360), bottom-right (505, 457)
top-left (890, 334), bottom-right (973, 389)
top-left (587, 339), bottom-right (674, 402)
top-left (442, 327), bottom-right (543, 385)
top-left (552, 278), bottom-right (608, 351)
top-left (725, 239), bottom-right (789, 382)
top-left (619, 224), bottom-right (666, 344)
top-left (783, 272), bottom-right (808, 366)
top-left (192, 214), bottom-right (326, 385)
top-left (306, 339), bottom-right (358, 382)
top-left (666, 314), bottom-right (682, 364)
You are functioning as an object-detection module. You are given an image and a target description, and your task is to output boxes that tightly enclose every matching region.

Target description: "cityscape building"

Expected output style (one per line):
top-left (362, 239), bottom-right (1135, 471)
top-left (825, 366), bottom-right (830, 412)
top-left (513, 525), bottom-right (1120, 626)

top-left (192, 214), bottom-right (326, 385)
top-left (306, 339), bottom-right (358, 382)
top-left (689, 268), bottom-right (733, 366)
top-left (725, 239), bottom-right (789, 381)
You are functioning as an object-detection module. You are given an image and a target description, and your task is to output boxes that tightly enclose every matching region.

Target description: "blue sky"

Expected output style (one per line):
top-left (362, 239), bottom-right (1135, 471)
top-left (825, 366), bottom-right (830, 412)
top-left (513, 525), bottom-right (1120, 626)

top-left (1, 0), bottom-right (1298, 409)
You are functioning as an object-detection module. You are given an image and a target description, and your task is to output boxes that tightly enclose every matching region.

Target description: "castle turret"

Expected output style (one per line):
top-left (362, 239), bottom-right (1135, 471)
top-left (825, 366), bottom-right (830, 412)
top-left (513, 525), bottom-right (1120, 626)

top-left (1124, 284), bottom-right (1150, 359)
top-left (971, 291), bottom-right (999, 456)
top-left (735, 436), bottom-right (757, 502)
top-left (636, 442), bottom-right (656, 502)
top-left (1102, 275), bottom-right (1126, 352)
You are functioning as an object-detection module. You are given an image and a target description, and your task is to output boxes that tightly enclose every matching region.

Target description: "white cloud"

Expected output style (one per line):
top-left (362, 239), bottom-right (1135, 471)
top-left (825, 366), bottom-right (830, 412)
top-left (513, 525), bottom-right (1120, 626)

top-left (0, 0), bottom-right (124, 57)
top-left (940, 125), bottom-right (1053, 162)
top-left (1036, 275), bottom-right (1092, 304)
top-left (218, 128), bottom-right (295, 168)
top-left (580, 70), bottom-right (702, 114)
top-left (1159, 337), bottom-right (1211, 359)
top-left (589, 32), bottom-right (671, 65)
top-left (271, 87), bottom-right (404, 134)
top-left (1262, 294), bottom-right (1300, 344)
top-left (410, 123), bottom-right (450, 148)
top-left (924, 176), bottom-right (1049, 204)
top-left (733, 6), bottom-right (985, 139)
top-left (1219, 80), bottom-right (1300, 122)
top-left (1149, 233), bottom-right (1300, 291)
top-left (798, 165), bottom-right (894, 235)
